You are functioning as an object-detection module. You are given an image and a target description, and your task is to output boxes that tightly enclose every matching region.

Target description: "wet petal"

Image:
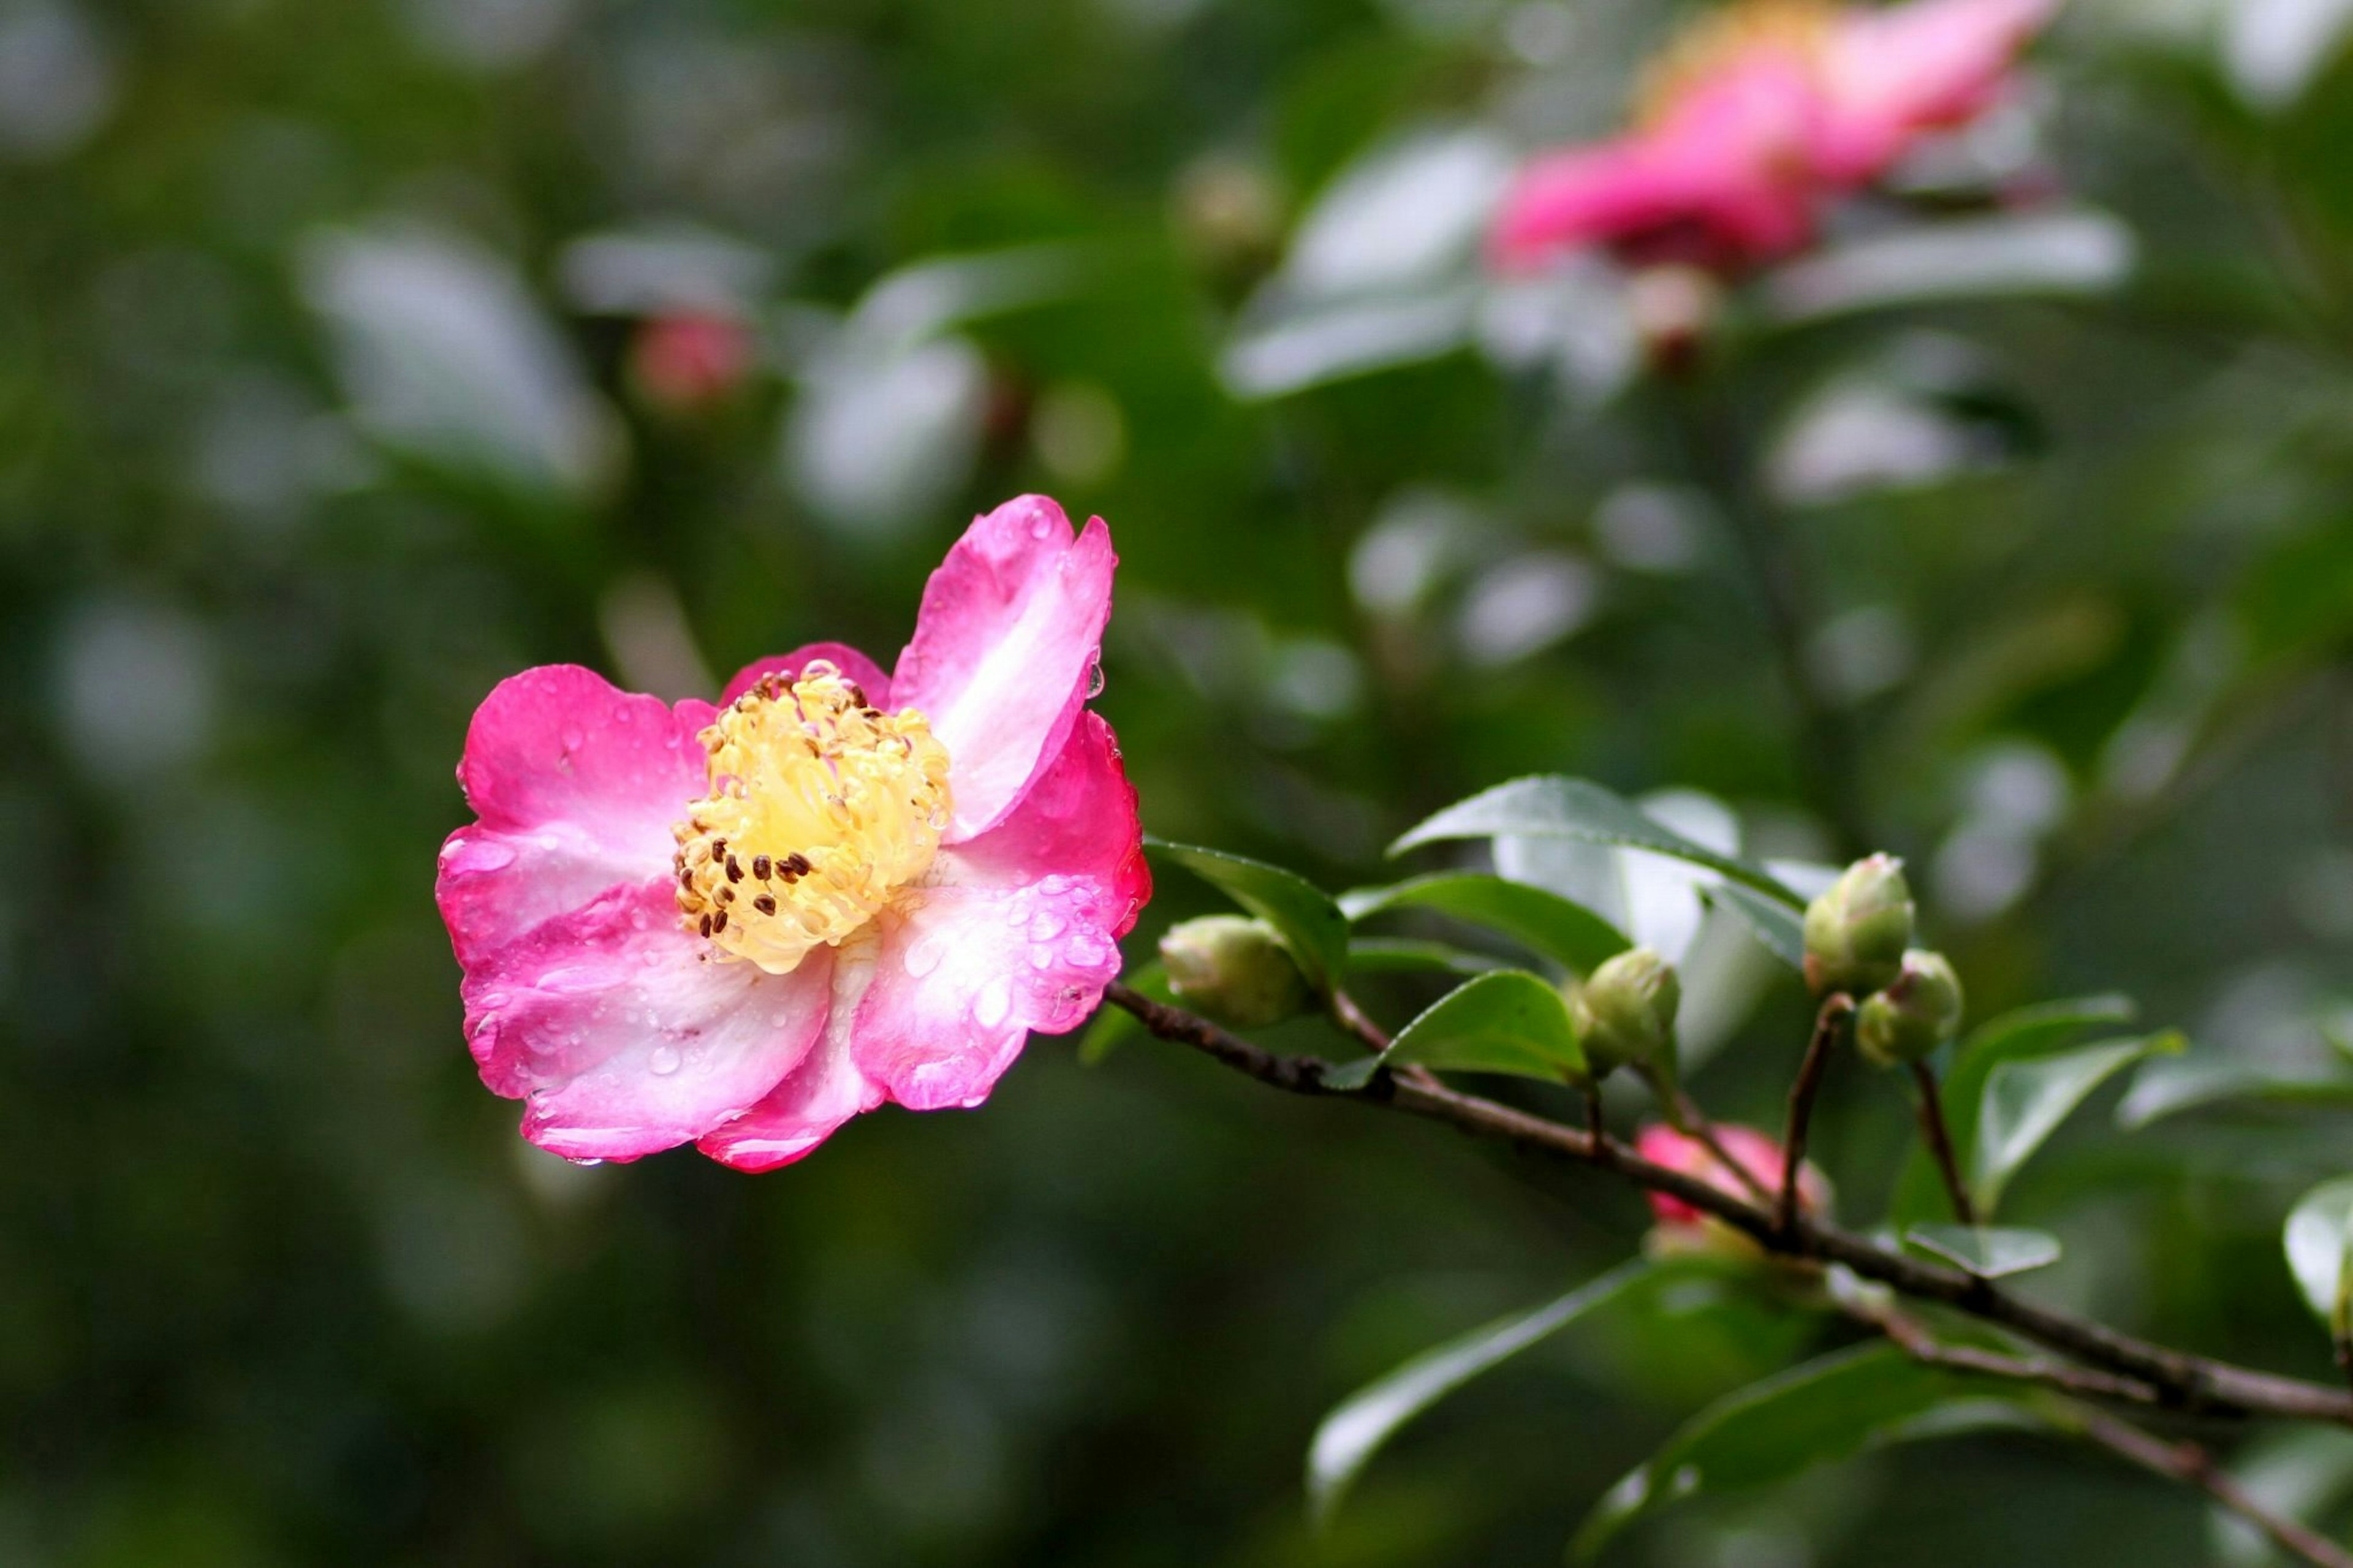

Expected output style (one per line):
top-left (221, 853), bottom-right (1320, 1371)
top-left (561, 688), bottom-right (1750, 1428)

top-left (850, 713), bottom-right (1147, 1112)
top-left (697, 934), bottom-right (889, 1171)
top-left (463, 882), bottom-right (835, 1162)
top-left (436, 664), bottom-right (716, 964)
top-left (890, 494), bottom-right (1116, 841)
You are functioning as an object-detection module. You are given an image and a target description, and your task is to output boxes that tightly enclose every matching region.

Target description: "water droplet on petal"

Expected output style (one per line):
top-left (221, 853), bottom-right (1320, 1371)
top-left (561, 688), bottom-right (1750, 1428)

top-left (1085, 662), bottom-right (1106, 699)
top-left (1028, 945), bottom-right (1055, 970)
top-left (903, 934), bottom-right (945, 978)
top-left (561, 726), bottom-right (585, 751)
top-left (569, 1156), bottom-right (606, 1168)
top-left (1028, 911), bottom-right (1066, 941)
top-left (650, 1045), bottom-right (681, 1075)
top-left (1040, 874), bottom-right (1070, 895)
top-left (972, 975), bottom-right (1014, 1029)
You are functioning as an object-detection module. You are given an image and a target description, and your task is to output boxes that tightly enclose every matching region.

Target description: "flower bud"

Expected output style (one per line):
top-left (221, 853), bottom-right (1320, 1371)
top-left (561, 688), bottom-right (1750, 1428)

top-left (1573, 947), bottom-right (1680, 1078)
top-left (1159, 915), bottom-right (1311, 1029)
top-left (1855, 949), bottom-right (1965, 1067)
top-left (1802, 854), bottom-right (1915, 998)
top-left (1636, 1123), bottom-right (1831, 1263)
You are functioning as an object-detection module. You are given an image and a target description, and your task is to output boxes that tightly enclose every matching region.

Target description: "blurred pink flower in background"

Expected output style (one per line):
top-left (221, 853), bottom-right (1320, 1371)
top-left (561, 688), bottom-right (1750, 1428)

top-left (627, 310), bottom-right (756, 415)
top-left (1637, 1123), bottom-right (1830, 1256)
top-left (435, 496), bottom-right (1150, 1169)
top-left (1491, 0), bottom-right (2055, 275)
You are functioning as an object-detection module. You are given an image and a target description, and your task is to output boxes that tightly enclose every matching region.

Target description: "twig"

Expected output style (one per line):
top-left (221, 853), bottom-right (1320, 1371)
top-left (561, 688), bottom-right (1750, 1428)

top-left (1332, 990), bottom-right (1392, 1055)
top-left (1102, 982), bottom-right (2353, 1427)
top-left (1660, 1077), bottom-right (1776, 1208)
top-left (2077, 1412), bottom-right (2353, 1568)
top-left (1781, 995), bottom-right (1851, 1235)
top-left (1585, 1085), bottom-right (1613, 1169)
top-left (1911, 1061), bottom-right (1977, 1227)
top-left (1857, 1298), bottom-right (2162, 1411)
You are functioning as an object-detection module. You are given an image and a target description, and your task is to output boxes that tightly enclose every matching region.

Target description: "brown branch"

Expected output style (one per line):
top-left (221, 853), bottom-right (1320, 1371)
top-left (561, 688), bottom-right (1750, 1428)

top-left (2077, 1412), bottom-right (2353, 1568)
top-left (1857, 1297), bottom-right (2162, 1411)
top-left (1103, 981), bottom-right (2353, 1428)
top-left (1781, 995), bottom-right (1851, 1234)
top-left (1911, 1061), bottom-right (1977, 1227)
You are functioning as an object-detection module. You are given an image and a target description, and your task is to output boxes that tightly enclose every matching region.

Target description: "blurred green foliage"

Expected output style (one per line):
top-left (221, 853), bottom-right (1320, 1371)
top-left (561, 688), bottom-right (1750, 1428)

top-left (7, 0), bottom-right (2353, 1562)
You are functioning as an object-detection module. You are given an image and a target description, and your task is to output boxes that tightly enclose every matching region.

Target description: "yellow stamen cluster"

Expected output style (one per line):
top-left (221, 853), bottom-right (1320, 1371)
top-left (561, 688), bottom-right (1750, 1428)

top-left (1634, 0), bottom-right (1833, 130)
top-left (672, 662), bottom-right (953, 974)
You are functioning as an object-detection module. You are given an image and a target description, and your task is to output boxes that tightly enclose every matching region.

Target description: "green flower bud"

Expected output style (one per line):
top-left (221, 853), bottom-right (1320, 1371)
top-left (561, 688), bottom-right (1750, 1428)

top-left (1159, 915), bottom-right (1311, 1029)
top-left (1855, 950), bottom-right (1965, 1067)
top-left (1573, 947), bottom-right (1681, 1078)
top-left (1802, 854), bottom-right (1915, 998)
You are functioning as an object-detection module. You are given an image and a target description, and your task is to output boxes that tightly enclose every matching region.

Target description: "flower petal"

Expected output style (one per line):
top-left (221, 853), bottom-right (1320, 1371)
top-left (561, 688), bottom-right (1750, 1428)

top-left (1819, 0), bottom-right (2050, 183)
top-left (719, 642), bottom-right (893, 708)
top-left (463, 881), bottom-right (835, 1162)
top-left (697, 934), bottom-right (889, 1172)
top-left (890, 495), bottom-right (1116, 841)
top-left (849, 712), bottom-right (1147, 1112)
top-left (436, 665), bottom-right (716, 965)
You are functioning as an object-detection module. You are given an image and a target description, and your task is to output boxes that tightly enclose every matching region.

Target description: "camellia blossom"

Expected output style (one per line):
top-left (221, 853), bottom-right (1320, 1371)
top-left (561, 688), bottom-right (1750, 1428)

top-left (434, 496), bottom-right (1150, 1170)
top-left (1636, 1123), bottom-right (1830, 1257)
top-left (1490, 0), bottom-right (2055, 274)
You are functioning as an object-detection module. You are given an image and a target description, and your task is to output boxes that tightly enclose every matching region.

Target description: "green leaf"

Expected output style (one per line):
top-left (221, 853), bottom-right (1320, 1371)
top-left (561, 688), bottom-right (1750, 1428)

top-left (1080, 960), bottom-right (1166, 1066)
top-left (1322, 971), bottom-right (1583, 1091)
top-left (1704, 882), bottom-right (1806, 971)
top-left (1344, 938), bottom-right (1507, 979)
top-left (1903, 1225), bottom-right (2064, 1279)
top-left (1887, 994), bottom-right (2138, 1230)
top-left (2284, 1176), bottom-right (2353, 1324)
top-left (2116, 1058), bottom-right (2353, 1130)
top-left (1306, 1261), bottom-right (1650, 1529)
top-left (1341, 873), bottom-right (1629, 974)
top-left (1571, 1344), bottom-right (2042, 1560)
top-left (1146, 838), bottom-right (1349, 1000)
top-left (1389, 777), bottom-right (1802, 908)
top-left (1971, 1033), bottom-right (2183, 1217)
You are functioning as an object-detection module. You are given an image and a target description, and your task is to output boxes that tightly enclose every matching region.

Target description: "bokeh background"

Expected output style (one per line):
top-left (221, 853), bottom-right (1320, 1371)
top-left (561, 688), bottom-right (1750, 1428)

top-left (8, 0), bottom-right (2353, 1562)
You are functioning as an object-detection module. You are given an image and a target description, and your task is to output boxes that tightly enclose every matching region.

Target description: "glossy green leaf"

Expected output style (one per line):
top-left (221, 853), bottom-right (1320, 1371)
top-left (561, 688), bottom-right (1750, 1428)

top-left (2284, 1176), bottom-right (2353, 1324)
top-left (1903, 1224), bottom-right (2064, 1279)
top-left (1322, 971), bottom-right (1582, 1091)
top-left (1341, 872), bottom-right (1629, 974)
top-left (1147, 838), bottom-right (1349, 1000)
top-left (1344, 938), bottom-right (1506, 979)
top-left (1307, 1261), bottom-right (1650, 1529)
top-left (1389, 776), bottom-right (1802, 907)
top-left (1704, 882), bottom-right (1806, 971)
top-left (1080, 960), bottom-right (1166, 1066)
top-left (2116, 1058), bottom-right (2353, 1130)
top-left (1887, 995), bottom-right (2139, 1230)
top-left (1971, 1033), bottom-right (2183, 1217)
top-left (1571, 1344), bottom-right (2042, 1560)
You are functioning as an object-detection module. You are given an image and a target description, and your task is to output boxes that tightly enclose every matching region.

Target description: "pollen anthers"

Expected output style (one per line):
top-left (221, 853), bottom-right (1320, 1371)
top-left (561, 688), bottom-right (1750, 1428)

top-left (1635, 0), bottom-right (1832, 129)
top-left (672, 662), bottom-right (952, 974)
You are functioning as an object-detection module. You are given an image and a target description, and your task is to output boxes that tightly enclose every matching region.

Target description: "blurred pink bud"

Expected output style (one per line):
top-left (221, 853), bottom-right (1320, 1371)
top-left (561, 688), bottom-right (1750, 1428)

top-left (1490, 0), bottom-right (2055, 276)
top-left (1636, 1123), bottom-right (1830, 1258)
top-left (628, 311), bottom-right (754, 414)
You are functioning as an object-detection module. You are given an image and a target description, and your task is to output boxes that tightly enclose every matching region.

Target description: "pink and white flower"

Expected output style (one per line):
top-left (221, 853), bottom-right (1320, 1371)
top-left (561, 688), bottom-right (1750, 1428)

top-left (1490, 0), bottom-right (2055, 275)
top-left (434, 496), bottom-right (1151, 1170)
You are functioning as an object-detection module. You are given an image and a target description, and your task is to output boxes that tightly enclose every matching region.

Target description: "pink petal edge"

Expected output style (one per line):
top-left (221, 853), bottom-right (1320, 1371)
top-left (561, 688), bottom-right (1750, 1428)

top-left (890, 495), bottom-right (1116, 843)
